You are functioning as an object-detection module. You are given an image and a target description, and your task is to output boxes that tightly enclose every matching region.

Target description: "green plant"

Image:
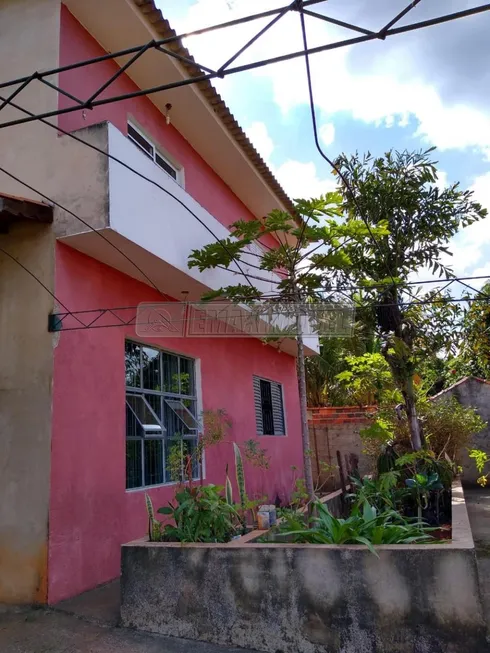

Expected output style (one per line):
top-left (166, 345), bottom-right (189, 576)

top-left (348, 472), bottom-right (409, 512)
top-left (459, 282), bottom-right (490, 380)
top-left (361, 395), bottom-right (486, 474)
top-left (233, 442), bottom-right (247, 512)
top-left (280, 501), bottom-right (434, 554)
top-left (243, 438), bottom-right (270, 468)
top-left (336, 148), bottom-right (486, 450)
top-left (225, 464), bottom-right (233, 505)
top-left (469, 449), bottom-right (490, 487)
top-left (145, 493), bottom-right (163, 542)
top-left (157, 485), bottom-right (240, 543)
top-left (188, 195), bottom-right (388, 503)
top-left (166, 437), bottom-right (190, 484)
top-left (403, 470), bottom-right (443, 522)
top-left (335, 353), bottom-right (395, 406)
top-left (291, 476), bottom-right (308, 508)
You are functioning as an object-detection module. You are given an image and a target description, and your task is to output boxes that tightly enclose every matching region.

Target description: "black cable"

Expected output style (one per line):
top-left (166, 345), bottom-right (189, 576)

top-left (0, 166), bottom-right (169, 298)
top-left (0, 4), bottom-right (489, 131)
top-left (1, 2), bottom-right (488, 302)
top-left (47, 291), bottom-right (489, 333)
top-left (298, 5), bottom-right (442, 309)
top-left (0, 97), bottom-right (257, 292)
top-left (0, 246), bottom-right (87, 327)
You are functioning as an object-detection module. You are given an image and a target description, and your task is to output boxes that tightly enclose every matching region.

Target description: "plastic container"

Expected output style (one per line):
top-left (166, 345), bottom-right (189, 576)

top-left (257, 510), bottom-right (270, 530)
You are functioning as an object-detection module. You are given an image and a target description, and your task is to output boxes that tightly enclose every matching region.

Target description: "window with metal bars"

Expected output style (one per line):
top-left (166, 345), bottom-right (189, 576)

top-left (127, 121), bottom-right (182, 184)
top-left (125, 341), bottom-right (200, 489)
top-left (253, 375), bottom-right (285, 436)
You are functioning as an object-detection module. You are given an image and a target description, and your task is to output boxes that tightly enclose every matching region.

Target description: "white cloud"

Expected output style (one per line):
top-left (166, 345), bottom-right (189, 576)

top-left (471, 170), bottom-right (490, 212)
top-left (319, 122), bottom-right (335, 147)
top-left (165, 0), bottom-right (490, 155)
top-left (442, 170), bottom-right (490, 275)
top-left (246, 121), bottom-right (275, 163)
top-left (244, 121), bottom-right (335, 199)
top-left (435, 170), bottom-right (448, 192)
top-left (274, 160), bottom-right (336, 199)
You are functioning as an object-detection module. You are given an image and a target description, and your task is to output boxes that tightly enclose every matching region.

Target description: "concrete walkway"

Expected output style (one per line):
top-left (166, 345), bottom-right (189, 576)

top-left (465, 486), bottom-right (490, 631)
top-left (0, 582), bottom-right (257, 653)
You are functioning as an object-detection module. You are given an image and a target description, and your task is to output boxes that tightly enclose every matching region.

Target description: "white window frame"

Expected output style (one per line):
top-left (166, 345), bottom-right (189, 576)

top-left (125, 340), bottom-right (201, 491)
top-left (127, 120), bottom-right (184, 186)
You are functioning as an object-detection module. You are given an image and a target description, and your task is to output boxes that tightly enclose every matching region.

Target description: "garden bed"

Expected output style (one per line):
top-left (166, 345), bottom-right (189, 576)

top-left (120, 480), bottom-right (487, 653)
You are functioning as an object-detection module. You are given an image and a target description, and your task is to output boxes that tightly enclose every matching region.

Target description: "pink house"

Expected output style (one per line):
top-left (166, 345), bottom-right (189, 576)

top-left (0, 0), bottom-right (318, 605)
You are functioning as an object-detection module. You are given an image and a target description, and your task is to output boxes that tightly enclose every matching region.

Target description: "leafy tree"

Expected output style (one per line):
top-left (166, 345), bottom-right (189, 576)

top-left (188, 195), bottom-right (387, 501)
top-left (336, 352), bottom-right (397, 406)
top-left (306, 305), bottom-right (378, 406)
top-left (460, 282), bottom-right (490, 379)
top-left (334, 148), bottom-right (487, 450)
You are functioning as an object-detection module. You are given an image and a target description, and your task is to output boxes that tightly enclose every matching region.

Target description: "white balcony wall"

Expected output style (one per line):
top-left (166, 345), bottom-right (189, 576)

top-left (60, 123), bottom-right (319, 355)
top-left (108, 124), bottom-right (278, 298)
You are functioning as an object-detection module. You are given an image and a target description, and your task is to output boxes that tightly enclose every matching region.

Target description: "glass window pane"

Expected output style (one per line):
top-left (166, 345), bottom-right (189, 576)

top-left (126, 440), bottom-right (142, 489)
top-left (185, 437), bottom-right (200, 480)
top-left (128, 124), bottom-right (154, 158)
top-left (142, 347), bottom-right (161, 391)
top-left (126, 394), bottom-right (164, 434)
top-left (165, 438), bottom-right (183, 483)
top-left (181, 398), bottom-right (196, 415)
top-left (165, 438), bottom-right (199, 483)
top-left (145, 394), bottom-right (162, 420)
top-left (126, 402), bottom-right (143, 438)
top-left (162, 352), bottom-right (179, 393)
top-left (144, 439), bottom-right (164, 486)
top-left (179, 357), bottom-right (195, 396)
top-left (125, 341), bottom-right (141, 387)
top-left (164, 398), bottom-right (199, 432)
top-left (155, 152), bottom-right (177, 180)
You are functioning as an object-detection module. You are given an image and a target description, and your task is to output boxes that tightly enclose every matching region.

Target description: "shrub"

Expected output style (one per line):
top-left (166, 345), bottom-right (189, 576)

top-left (154, 485), bottom-right (240, 543)
top-left (278, 501), bottom-right (434, 554)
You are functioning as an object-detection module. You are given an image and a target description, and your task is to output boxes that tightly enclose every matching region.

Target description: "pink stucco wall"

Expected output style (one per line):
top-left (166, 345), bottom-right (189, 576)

top-left (49, 244), bottom-right (302, 603)
top-left (58, 5), bottom-right (277, 249)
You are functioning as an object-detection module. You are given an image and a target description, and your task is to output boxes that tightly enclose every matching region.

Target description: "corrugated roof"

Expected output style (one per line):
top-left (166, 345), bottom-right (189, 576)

top-left (131, 0), bottom-right (296, 216)
top-left (0, 193), bottom-right (53, 224)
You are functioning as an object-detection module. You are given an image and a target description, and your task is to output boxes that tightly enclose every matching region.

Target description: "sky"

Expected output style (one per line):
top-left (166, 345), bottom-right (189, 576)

top-left (158, 0), bottom-right (490, 289)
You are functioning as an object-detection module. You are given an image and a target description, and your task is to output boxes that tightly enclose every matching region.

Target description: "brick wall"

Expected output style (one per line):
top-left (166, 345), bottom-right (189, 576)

top-left (308, 406), bottom-right (376, 491)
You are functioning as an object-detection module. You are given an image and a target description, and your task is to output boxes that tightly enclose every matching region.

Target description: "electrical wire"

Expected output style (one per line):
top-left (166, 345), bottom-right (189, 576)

top-left (0, 4), bottom-right (489, 131)
top-left (0, 246), bottom-right (89, 328)
top-left (0, 166), bottom-right (170, 298)
top-left (298, 4), bottom-right (471, 309)
top-left (0, 1), bottom-right (488, 320)
top-left (0, 97), bottom-right (257, 293)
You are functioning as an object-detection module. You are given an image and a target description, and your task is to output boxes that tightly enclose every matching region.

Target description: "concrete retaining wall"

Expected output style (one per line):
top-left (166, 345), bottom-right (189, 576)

top-left (432, 377), bottom-right (490, 485)
top-left (121, 482), bottom-right (487, 653)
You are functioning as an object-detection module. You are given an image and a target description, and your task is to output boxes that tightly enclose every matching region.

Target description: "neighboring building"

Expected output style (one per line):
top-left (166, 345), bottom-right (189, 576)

top-left (432, 376), bottom-right (490, 485)
top-left (0, 0), bottom-right (318, 604)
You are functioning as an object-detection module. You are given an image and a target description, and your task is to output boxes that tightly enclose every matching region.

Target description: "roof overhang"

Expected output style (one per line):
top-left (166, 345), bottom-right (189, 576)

top-left (62, 0), bottom-right (296, 225)
top-left (0, 193), bottom-right (53, 233)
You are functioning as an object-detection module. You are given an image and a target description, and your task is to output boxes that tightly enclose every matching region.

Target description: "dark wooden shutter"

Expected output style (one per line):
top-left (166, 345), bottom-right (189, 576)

top-left (271, 382), bottom-right (285, 434)
top-left (260, 379), bottom-right (274, 435)
top-left (253, 376), bottom-right (263, 435)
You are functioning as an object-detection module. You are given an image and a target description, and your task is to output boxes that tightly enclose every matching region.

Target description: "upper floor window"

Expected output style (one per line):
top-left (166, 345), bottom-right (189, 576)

top-left (253, 375), bottom-right (286, 436)
top-left (125, 341), bottom-right (199, 490)
top-left (127, 121), bottom-right (183, 185)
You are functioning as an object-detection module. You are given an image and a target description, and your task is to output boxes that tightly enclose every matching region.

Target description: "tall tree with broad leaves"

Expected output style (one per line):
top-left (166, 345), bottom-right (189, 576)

top-left (334, 148), bottom-right (487, 451)
top-left (188, 195), bottom-right (388, 502)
